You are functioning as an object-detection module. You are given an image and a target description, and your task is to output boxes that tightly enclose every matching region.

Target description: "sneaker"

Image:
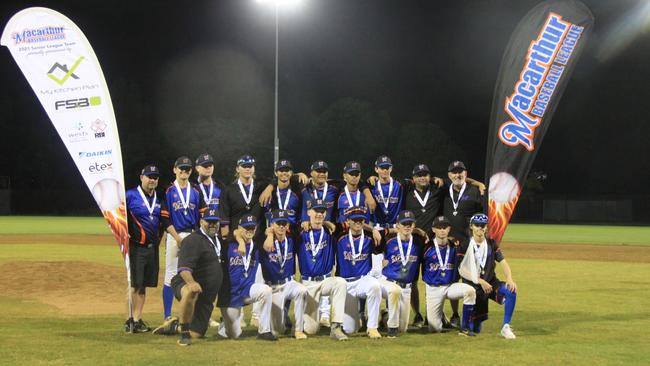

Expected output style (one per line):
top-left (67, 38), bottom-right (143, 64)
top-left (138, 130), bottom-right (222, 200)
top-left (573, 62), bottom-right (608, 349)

top-left (257, 332), bottom-right (279, 341)
top-left (294, 331), bottom-right (308, 340)
top-left (319, 316), bottom-right (331, 328)
top-left (153, 316), bottom-right (179, 335)
top-left (387, 327), bottom-right (399, 338)
top-left (133, 319), bottom-right (151, 333)
top-left (450, 314), bottom-right (461, 329)
top-left (330, 323), bottom-right (349, 341)
top-left (458, 328), bottom-right (476, 337)
top-left (412, 312), bottom-right (424, 328)
top-left (500, 324), bottom-right (516, 339)
top-left (367, 328), bottom-right (382, 339)
top-left (177, 331), bottom-right (191, 346)
top-left (209, 318), bottom-right (220, 328)
top-left (124, 318), bottom-right (134, 333)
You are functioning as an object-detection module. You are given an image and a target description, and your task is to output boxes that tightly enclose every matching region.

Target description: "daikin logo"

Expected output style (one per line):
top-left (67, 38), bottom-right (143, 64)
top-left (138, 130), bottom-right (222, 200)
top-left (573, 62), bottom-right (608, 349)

top-left (13, 26), bottom-right (65, 44)
top-left (47, 56), bottom-right (84, 85)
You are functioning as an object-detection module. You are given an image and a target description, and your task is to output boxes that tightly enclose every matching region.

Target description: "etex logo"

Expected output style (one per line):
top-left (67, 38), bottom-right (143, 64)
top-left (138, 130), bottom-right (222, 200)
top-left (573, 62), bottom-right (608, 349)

top-left (47, 56), bottom-right (84, 85)
top-left (88, 162), bottom-right (113, 174)
top-left (54, 96), bottom-right (101, 111)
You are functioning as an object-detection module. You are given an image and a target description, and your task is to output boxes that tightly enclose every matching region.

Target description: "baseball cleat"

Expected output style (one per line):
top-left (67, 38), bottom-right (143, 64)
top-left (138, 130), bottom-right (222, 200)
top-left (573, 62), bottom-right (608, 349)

top-left (367, 328), bottom-right (382, 339)
top-left (256, 332), bottom-right (279, 341)
top-left (387, 327), bottom-right (399, 338)
top-left (152, 316), bottom-right (179, 335)
top-left (412, 313), bottom-right (424, 328)
top-left (449, 314), bottom-right (461, 329)
top-left (319, 316), bottom-right (331, 328)
top-left (500, 324), bottom-right (516, 339)
top-left (330, 323), bottom-right (349, 341)
top-left (133, 319), bottom-right (151, 333)
top-left (177, 331), bottom-right (191, 346)
top-left (294, 331), bottom-right (308, 340)
top-left (458, 328), bottom-right (476, 337)
top-left (124, 318), bottom-right (134, 333)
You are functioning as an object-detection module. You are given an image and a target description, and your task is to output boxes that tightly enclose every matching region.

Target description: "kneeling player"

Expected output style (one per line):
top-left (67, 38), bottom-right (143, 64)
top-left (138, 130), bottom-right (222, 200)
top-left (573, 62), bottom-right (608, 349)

top-left (217, 215), bottom-right (277, 341)
top-left (458, 214), bottom-right (518, 339)
top-left (422, 216), bottom-right (476, 334)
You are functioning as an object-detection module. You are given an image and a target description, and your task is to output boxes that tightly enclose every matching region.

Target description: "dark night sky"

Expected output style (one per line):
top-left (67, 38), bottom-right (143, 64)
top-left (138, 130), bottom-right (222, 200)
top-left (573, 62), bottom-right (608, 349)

top-left (1, 0), bottom-right (649, 213)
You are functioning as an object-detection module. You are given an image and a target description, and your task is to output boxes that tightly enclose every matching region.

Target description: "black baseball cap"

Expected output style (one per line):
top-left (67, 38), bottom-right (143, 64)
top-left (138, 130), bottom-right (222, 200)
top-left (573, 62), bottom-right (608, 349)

top-left (412, 163), bottom-right (430, 176)
top-left (448, 160), bottom-right (467, 172)
top-left (308, 198), bottom-right (327, 211)
top-left (275, 159), bottom-right (293, 171)
top-left (239, 214), bottom-right (258, 228)
top-left (202, 209), bottom-right (220, 222)
top-left (174, 156), bottom-right (192, 169)
top-left (375, 155), bottom-right (392, 168)
top-left (196, 153), bottom-right (214, 166)
top-left (310, 160), bottom-right (328, 171)
top-left (270, 209), bottom-right (290, 223)
top-left (141, 165), bottom-right (160, 177)
top-left (470, 213), bottom-right (489, 225)
top-left (397, 210), bottom-right (416, 224)
top-left (343, 161), bottom-right (361, 173)
top-left (432, 216), bottom-right (451, 228)
top-left (345, 206), bottom-right (367, 220)
top-left (237, 154), bottom-right (256, 167)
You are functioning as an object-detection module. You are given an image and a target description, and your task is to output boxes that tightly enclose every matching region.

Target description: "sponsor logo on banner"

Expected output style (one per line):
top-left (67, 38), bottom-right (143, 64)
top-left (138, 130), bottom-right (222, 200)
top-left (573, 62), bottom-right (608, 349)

top-left (66, 121), bottom-right (90, 143)
top-left (12, 26), bottom-right (65, 44)
top-left (90, 118), bottom-right (107, 138)
top-left (79, 150), bottom-right (112, 159)
top-left (54, 96), bottom-right (101, 111)
top-left (47, 56), bottom-right (83, 85)
top-left (88, 161), bottom-right (113, 174)
top-left (39, 83), bottom-right (99, 96)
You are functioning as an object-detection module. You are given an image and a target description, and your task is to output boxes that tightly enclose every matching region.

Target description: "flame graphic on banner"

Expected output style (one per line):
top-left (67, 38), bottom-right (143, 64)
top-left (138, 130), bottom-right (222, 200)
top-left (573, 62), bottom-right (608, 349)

top-left (488, 196), bottom-right (519, 243)
top-left (102, 202), bottom-right (129, 257)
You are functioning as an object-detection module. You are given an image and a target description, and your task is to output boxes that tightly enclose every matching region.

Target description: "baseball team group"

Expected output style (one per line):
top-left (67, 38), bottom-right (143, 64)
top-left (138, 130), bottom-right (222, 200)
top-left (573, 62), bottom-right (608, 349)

top-left (123, 153), bottom-right (519, 346)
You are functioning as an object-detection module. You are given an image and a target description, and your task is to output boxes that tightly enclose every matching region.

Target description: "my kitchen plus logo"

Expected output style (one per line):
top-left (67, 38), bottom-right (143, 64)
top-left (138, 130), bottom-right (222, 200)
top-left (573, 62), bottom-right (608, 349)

top-left (47, 56), bottom-right (84, 85)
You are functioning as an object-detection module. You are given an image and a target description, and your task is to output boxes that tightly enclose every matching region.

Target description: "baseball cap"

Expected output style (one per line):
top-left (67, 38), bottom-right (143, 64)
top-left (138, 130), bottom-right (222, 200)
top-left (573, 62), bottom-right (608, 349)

top-left (432, 216), bottom-right (451, 228)
top-left (310, 160), bottom-right (329, 171)
top-left (345, 206), bottom-right (367, 220)
top-left (195, 153), bottom-right (214, 166)
top-left (141, 165), bottom-right (160, 177)
top-left (174, 156), bottom-right (192, 169)
top-left (239, 214), bottom-right (258, 228)
top-left (275, 159), bottom-right (293, 171)
top-left (412, 163), bottom-right (430, 176)
top-left (343, 161), bottom-right (361, 174)
top-left (448, 160), bottom-right (467, 172)
top-left (397, 210), bottom-right (416, 224)
top-left (270, 209), bottom-right (290, 223)
top-left (307, 198), bottom-right (327, 211)
top-left (470, 213), bottom-right (489, 225)
top-left (237, 154), bottom-right (256, 167)
top-left (202, 209), bottom-right (220, 222)
top-left (375, 155), bottom-right (393, 168)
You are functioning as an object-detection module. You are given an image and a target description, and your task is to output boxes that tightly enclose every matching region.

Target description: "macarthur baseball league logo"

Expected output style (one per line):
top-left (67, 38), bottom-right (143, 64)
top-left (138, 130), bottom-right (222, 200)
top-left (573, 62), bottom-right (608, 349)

top-left (47, 56), bottom-right (84, 85)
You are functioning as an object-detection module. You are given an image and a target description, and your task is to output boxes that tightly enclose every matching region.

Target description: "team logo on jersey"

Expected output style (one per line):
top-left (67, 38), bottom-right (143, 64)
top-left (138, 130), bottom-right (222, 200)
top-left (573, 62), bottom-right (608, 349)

top-left (47, 56), bottom-right (83, 85)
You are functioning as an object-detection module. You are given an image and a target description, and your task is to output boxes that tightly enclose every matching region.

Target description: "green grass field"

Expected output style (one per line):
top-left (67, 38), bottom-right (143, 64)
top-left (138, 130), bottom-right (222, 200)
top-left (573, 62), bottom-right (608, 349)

top-left (1, 216), bottom-right (649, 365)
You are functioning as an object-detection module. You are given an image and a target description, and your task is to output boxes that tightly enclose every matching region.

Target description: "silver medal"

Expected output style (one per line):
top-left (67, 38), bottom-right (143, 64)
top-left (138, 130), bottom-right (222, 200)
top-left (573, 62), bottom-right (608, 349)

top-left (401, 266), bottom-right (408, 273)
top-left (453, 211), bottom-right (457, 216)
top-left (244, 271), bottom-right (248, 278)
top-left (441, 271), bottom-right (446, 276)
top-left (421, 208), bottom-right (426, 213)
top-left (184, 210), bottom-right (188, 216)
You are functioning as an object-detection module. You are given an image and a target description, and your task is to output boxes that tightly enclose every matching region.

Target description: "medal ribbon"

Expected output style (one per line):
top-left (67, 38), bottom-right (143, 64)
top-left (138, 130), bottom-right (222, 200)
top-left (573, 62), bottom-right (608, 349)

top-left (434, 239), bottom-right (450, 273)
top-left (200, 227), bottom-right (221, 257)
top-left (137, 186), bottom-right (157, 218)
top-left (312, 182), bottom-right (328, 200)
top-left (174, 180), bottom-right (191, 211)
top-left (344, 186), bottom-right (361, 208)
top-left (348, 230), bottom-right (365, 261)
top-left (275, 237), bottom-right (289, 269)
top-left (449, 182), bottom-right (466, 213)
top-left (242, 241), bottom-right (254, 274)
top-left (397, 234), bottom-right (413, 268)
top-left (198, 178), bottom-right (214, 204)
top-left (308, 228), bottom-right (325, 260)
top-left (276, 187), bottom-right (292, 210)
top-left (414, 189), bottom-right (430, 210)
top-left (377, 178), bottom-right (394, 212)
top-left (238, 179), bottom-right (254, 207)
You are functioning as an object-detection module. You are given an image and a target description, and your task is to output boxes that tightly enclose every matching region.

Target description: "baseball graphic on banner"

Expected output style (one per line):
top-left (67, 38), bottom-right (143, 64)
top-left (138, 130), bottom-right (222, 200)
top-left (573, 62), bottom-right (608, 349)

top-left (489, 172), bottom-right (520, 204)
top-left (92, 178), bottom-right (125, 211)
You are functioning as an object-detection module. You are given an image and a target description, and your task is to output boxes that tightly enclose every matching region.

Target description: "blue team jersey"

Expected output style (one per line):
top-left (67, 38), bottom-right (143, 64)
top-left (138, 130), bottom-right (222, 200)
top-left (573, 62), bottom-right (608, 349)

top-left (165, 182), bottom-right (202, 232)
top-left (265, 187), bottom-right (300, 226)
top-left (336, 188), bottom-right (369, 223)
top-left (371, 179), bottom-right (403, 227)
top-left (301, 184), bottom-right (339, 223)
top-left (259, 236), bottom-right (296, 282)
top-left (422, 242), bottom-right (458, 286)
top-left (382, 235), bottom-right (422, 283)
top-left (224, 241), bottom-right (259, 307)
top-left (296, 228), bottom-right (335, 277)
top-left (126, 187), bottom-right (162, 245)
top-left (195, 180), bottom-right (221, 211)
top-left (336, 230), bottom-right (374, 279)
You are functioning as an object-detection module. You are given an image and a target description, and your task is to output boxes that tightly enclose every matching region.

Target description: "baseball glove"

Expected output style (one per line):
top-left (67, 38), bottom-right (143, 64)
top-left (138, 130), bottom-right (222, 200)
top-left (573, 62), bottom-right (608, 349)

top-left (152, 316), bottom-right (179, 335)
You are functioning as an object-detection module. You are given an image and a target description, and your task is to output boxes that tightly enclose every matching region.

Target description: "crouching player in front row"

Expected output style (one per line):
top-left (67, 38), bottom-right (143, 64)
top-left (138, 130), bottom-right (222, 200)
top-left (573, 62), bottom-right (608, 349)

top-left (458, 213), bottom-right (518, 339)
top-left (422, 215), bottom-right (476, 335)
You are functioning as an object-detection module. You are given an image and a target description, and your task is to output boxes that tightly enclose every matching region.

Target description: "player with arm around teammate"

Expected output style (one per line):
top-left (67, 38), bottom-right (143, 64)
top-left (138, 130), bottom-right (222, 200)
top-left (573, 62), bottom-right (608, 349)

top-left (458, 213), bottom-right (518, 339)
top-left (422, 215), bottom-right (476, 334)
top-left (261, 209), bottom-right (309, 339)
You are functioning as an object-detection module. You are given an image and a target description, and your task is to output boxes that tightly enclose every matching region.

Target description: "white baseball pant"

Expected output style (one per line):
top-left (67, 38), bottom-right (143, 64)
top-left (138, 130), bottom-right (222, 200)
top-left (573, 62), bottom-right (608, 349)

top-left (164, 232), bottom-right (191, 286)
top-left (379, 279), bottom-right (411, 332)
top-left (301, 276), bottom-right (347, 335)
top-left (218, 283), bottom-right (273, 338)
top-left (425, 282), bottom-right (476, 332)
top-left (343, 275), bottom-right (381, 333)
top-left (270, 280), bottom-right (308, 335)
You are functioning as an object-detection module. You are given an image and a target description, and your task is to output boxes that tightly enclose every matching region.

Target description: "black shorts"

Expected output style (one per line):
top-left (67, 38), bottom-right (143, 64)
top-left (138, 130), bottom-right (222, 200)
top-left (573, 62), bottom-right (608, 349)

top-left (171, 277), bottom-right (217, 336)
top-left (129, 244), bottom-right (159, 288)
top-left (471, 278), bottom-right (505, 324)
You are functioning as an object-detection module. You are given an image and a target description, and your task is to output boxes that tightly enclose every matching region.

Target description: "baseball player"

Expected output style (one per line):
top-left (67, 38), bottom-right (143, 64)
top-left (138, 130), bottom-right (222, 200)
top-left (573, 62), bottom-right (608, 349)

top-left (335, 206), bottom-right (383, 339)
top-left (300, 160), bottom-right (340, 227)
top-left (297, 198), bottom-right (349, 340)
top-left (458, 213), bottom-right (518, 339)
top-left (377, 210), bottom-right (425, 338)
top-left (264, 159), bottom-right (303, 230)
top-left (336, 161), bottom-right (372, 224)
top-left (260, 209), bottom-right (309, 339)
top-left (161, 156), bottom-right (206, 321)
top-left (172, 209), bottom-right (224, 346)
top-left (422, 215), bottom-right (476, 333)
top-left (124, 165), bottom-right (169, 333)
top-left (194, 153), bottom-right (224, 211)
top-left (217, 215), bottom-right (277, 341)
